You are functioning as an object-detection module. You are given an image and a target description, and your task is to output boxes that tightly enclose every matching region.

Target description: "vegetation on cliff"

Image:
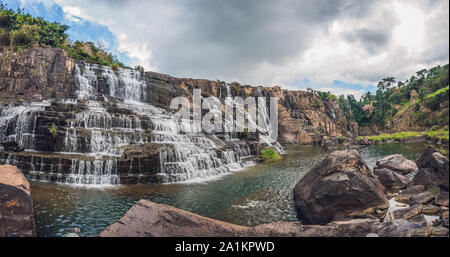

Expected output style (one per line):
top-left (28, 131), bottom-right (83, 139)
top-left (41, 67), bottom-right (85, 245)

top-left (337, 64), bottom-right (449, 129)
top-left (357, 128), bottom-right (449, 144)
top-left (0, 4), bottom-right (127, 68)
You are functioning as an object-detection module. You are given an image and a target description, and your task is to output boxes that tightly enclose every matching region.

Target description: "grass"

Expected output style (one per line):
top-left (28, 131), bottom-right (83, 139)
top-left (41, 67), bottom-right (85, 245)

top-left (261, 147), bottom-right (282, 162)
top-left (395, 86), bottom-right (449, 116)
top-left (424, 85), bottom-right (449, 99)
top-left (397, 99), bottom-right (420, 115)
top-left (357, 129), bottom-right (449, 144)
top-left (424, 130), bottom-right (449, 143)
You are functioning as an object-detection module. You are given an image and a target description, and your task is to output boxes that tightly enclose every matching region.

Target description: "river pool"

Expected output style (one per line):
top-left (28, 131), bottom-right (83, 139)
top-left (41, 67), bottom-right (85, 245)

top-left (31, 143), bottom-right (426, 237)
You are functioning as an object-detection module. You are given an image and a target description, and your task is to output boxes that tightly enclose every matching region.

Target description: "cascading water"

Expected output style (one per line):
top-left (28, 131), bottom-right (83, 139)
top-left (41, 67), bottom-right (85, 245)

top-left (0, 62), bottom-right (266, 186)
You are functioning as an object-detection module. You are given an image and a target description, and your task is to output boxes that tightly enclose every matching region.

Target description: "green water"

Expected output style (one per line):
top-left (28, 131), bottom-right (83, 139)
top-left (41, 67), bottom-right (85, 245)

top-left (30, 143), bottom-right (426, 237)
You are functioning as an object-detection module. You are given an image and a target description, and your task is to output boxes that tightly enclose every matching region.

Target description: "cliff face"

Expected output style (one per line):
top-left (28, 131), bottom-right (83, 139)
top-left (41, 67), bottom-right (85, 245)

top-left (144, 68), bottom-right (349, 145)
top-left (0, 47), bottom-right (349, 145)
top-left (0, 47), bottom-right (76, 102)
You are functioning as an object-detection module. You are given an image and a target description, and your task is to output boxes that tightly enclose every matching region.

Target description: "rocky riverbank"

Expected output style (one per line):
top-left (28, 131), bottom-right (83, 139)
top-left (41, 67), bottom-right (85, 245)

top-left (100, 146), bottom-right (449, 237)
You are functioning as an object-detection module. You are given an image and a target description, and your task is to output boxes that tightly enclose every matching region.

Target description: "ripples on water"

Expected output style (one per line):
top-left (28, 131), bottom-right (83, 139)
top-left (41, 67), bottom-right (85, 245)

top-left (31, 143), bottom-right (426, 237)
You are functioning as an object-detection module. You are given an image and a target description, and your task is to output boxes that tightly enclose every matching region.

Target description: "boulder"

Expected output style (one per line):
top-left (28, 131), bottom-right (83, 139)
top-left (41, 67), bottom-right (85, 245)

top-left (375, 154), bottom-right (418, 174)
top-left (431, 227), bottom-right (449, 236)
top-left (373, 168), bottom-right (410, 190)
top-left (422, 205), bottom-right (441, 215)
top-left (395, 185), bottom-right (425, 203)
top-left (99, 200), bottom-right (424, 237)
top-left (293, 150), bottom-right (389, 224)
top-left (323, 140), bottom-right (336, 150)
top-left (411, 146), bottom-right (449, 190)
top-left (0, 165), bottom-right (36, 237)
top-left (389, 204), bottom-right (423, 220)
top-left (435, 191), bottom-right (449, 207)
top-left (358, 138), bottom-right (371, 145)
top-left (410, 192), bottom-right (435, 205)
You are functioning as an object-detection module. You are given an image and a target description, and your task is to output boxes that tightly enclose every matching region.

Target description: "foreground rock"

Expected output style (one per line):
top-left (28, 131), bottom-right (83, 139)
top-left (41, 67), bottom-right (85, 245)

top-left (412, 146), bottom-right (449, 190)
top-left (293, 150), bottom-right (389, 224)
top-left (395, 185), bottom-right (426, 203)
top-left (375, 154), bottom-right (418, 175)
top-left (435, 191), bottom-right (449, 207)
top-left (0, 165), bottom-right (36, 237)
top-left (99, 200), bottom-right (425, 237)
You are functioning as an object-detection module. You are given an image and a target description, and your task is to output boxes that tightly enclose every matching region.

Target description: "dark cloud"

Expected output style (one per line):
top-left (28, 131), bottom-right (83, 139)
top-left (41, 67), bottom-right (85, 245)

top-left (43, 0), bottom-right (449, 89)
top-left (143, 0), bottom-right (380, 80)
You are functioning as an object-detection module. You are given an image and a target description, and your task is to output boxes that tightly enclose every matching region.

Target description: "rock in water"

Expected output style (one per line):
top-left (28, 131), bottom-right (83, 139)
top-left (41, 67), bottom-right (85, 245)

top-left (395, 185), bottom-right (425, 203)
top-left (0, 165), bottom-right (36, 237)
top-left (412, 146), bottom-right (449, 190)
top-left (373, 168), bottom-right (411, 190)
top-left (375, 154), bottom-right (418, 174)
top-left (410, 192), bottom-right (435, 205)
top-left (435, 191), bottom-right (449, 207)
top-left (293, 150), bottom-right (389, 224)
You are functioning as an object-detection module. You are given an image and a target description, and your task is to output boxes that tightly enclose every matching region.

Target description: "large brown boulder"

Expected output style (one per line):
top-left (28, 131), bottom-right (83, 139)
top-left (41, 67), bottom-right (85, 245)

top-left (373, 168), bottom-right (411, 190)
top-left (375, 154), bottom-right (418, 174)
top-left (394, 185), bottom-right (426, 203)
top-left (99, 200), bottom-right (424, 237)
top-left (411, 146), bottom-right (449, 190)
top-left (0, 165), bottom-right (36, 237)
top-left (293, 150), bottom-right (389, 224)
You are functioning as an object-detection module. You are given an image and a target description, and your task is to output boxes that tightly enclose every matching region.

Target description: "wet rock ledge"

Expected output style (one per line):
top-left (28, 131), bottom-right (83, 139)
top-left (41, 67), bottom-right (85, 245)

top-left (0, 164), bottom-right (36, 237)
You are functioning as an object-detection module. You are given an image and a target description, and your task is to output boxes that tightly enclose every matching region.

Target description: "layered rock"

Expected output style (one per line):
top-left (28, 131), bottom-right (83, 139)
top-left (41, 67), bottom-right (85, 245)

top-left (375, 154), bottom-right (418, 175)
top-left (99, 199), bottom-right (425, 237)
top-left (293, 150), bottom-right (389, 224)
top-left (0, 164), bottom-right (35, 237)
top-left (411, 146), bottom-right (449, 190)
top-left (0, 46), bottom-right (76, 102)
top-left (373, 168), bottom-right (410, 190)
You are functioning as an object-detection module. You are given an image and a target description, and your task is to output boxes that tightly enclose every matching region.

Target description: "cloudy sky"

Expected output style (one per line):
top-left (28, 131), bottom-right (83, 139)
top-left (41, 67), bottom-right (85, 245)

top-left (3, 0), bottom-right (449, 97)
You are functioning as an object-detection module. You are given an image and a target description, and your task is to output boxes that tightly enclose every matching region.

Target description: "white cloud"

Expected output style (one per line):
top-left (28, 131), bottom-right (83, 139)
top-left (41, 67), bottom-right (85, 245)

top-left (50, 0), bottom-right (448, 90)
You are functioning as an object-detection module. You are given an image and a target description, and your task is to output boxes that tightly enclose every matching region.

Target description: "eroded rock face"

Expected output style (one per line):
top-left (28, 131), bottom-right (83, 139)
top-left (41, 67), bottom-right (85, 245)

top-left (375, 154), bottom-right (418, 175)
top-left (0, 47), bottom-right (76, 101)
top-left (99, 200), bottom-right (424, 237)
top-left (412, 146), bottom-right (449, 190)
top-left (293, 150), bottom-right (389, 224)
top-left (0, 165), bottom-right (35, 237)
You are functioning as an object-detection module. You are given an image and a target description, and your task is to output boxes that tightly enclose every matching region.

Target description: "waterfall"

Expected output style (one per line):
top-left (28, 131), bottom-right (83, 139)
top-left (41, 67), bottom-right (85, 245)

top-left (0, 62), bottom-right (261, 186)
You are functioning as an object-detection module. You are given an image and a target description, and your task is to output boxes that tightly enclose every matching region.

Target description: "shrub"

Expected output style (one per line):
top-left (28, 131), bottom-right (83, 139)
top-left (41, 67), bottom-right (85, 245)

top-left (10, 30), bottom-right (30, 46)
top-left (0, 30), bottom-right (9, 46)
top-left (0, 12), bottom-right (9, 28)
top-left (19, 24), bottom-right (40, 44)
top-left (49, 123), bottom-right (57, 138)
top-left (111, 63), bottom-right (119, 74)
top-left (261, 147), bottom-right (281, 162)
